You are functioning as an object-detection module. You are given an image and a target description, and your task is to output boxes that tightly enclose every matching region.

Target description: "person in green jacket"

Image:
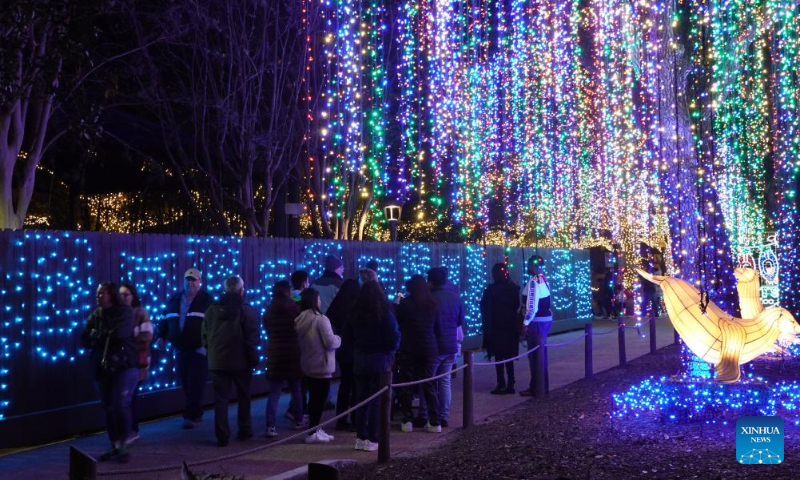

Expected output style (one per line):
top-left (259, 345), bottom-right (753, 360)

top-left (202, 276), bottom-right (260, 447)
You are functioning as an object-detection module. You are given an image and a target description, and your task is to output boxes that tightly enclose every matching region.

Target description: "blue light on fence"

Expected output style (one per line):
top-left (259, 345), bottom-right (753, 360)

top-left (0, 231), bottom-right (591, 422)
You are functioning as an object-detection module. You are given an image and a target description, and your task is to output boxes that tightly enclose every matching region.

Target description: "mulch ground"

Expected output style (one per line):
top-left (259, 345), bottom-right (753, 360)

top-left (342, 345), bottom-right (800, 479)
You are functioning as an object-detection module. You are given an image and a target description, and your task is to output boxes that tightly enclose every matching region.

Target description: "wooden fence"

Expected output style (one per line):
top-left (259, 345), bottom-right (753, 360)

top-left (0, 229), bottom-right (590, 445)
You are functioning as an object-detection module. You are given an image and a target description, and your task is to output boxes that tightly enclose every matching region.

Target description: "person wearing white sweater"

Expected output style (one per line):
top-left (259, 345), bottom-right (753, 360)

top-left (519, 255), bottom-right (552, 397)
top-left (295, 288), bottom-right (341, 444)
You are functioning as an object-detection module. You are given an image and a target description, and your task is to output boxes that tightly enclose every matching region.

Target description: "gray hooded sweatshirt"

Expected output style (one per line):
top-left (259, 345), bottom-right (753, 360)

top-left (294, 309), bottom-right (341, 378)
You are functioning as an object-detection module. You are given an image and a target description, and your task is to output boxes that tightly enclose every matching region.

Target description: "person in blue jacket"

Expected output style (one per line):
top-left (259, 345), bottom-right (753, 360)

top-left (155, 268), bottom-right (214, 428)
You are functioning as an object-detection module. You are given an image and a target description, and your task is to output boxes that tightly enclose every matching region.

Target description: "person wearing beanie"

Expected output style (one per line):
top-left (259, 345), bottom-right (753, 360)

top-left (311, 255), bottom-right (344, 314)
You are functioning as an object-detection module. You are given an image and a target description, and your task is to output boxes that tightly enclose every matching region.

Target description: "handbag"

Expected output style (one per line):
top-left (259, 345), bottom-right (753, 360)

top-left (100, 328), bottom-right (130, 374)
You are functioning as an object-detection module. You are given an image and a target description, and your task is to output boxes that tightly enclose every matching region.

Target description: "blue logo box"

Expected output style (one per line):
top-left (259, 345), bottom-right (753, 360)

top-left (736, 416), bottom-right (784, 464)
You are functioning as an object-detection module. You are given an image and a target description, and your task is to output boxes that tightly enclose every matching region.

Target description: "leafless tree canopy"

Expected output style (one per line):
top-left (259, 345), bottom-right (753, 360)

top-left (127, 0), bottom-right (307, 236)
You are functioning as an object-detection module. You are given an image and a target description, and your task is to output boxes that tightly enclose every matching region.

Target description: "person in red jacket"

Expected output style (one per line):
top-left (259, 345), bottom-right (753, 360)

top-left (120, 283), bottom-right (152, 443)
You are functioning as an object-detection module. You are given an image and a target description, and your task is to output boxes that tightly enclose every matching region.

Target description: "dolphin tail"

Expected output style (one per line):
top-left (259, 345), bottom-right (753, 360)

top-left (636, 268), bottom-right (667, 285)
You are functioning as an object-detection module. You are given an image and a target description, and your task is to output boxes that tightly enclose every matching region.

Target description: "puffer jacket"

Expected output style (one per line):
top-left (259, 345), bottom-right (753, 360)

top-left (263, 295), bottom-right (303, 380)
top-left (294, 309), bottom-right (341, 378)
top-left (396, 297), bottom-right (439, 358)
top-left (431, 286), bottom-right (465, 356)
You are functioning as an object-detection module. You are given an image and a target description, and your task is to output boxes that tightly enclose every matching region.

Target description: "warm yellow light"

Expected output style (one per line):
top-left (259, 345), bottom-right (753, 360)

top-left (734, 267), bottom-right (764, 320)
top-left (638, 269), bottom-right (800, 383)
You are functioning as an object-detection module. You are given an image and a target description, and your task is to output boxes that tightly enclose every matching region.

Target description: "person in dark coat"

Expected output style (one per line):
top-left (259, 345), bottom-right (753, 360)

top-left (263, 281), bottom-right (304, 437)
top-left (81, 282), bottom-right (138, 462)
top-left (428, 267), bottom-right (464, 427)
top-left (202, 276), bottom-right (260, 447)
top-left (155, 268), bottom-right (214, 428)
top-left (395, 275), bottom-right (441, 432)
top-left (352, 280), bottom-right (400, 451)
top-left (480, 263), bottom-right (521, 394)
top-left (326, 278), bottom-right (360, 431)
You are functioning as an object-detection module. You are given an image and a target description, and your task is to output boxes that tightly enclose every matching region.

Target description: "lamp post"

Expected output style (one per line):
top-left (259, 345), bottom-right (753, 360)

top-left (384, 203), bottom-right (402, 242)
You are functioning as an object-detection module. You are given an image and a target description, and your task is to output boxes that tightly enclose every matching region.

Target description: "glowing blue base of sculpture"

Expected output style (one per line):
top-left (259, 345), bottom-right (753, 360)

top-left (613, 376), bottom-right (800, 425)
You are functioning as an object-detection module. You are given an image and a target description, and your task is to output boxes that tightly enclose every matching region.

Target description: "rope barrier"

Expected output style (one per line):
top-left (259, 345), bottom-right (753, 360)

top-left (97, 317), bottom-right (665, 476)
top-left (592, 324), bottom-right (624, 336)
top-left (97, 385), bottom-right (391, 476)
top-left (544, 332), bottom-right (589, 348)
top-left (474, 344), bottom-right (540, 366)
top-left (391, 363), bottom-right (468, 388)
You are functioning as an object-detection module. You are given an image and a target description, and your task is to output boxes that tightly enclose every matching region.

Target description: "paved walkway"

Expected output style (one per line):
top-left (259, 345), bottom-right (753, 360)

top-left (0, 317), bottom-right (675, 479)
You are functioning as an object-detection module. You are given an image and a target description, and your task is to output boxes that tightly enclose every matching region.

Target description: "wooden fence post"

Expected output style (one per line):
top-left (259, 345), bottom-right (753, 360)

top-left (308, 462), bottom-right (340, 480)
top-left (617, 317), bottom-right (627, 366)
top-left (378, 370), bottom-right (393, 464)
top-left (68, 445), bottom-right (96, 480)
top-left (463, 350), bottom-right (474, 429)
top-left (534, 329), bottom-right (546, 398)
top-left (584, 322), bottom-right (593, 379)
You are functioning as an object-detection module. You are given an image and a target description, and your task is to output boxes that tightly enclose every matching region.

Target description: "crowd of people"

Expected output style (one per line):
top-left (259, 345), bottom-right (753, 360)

top-left (84, 254), bottom-right (566, 463)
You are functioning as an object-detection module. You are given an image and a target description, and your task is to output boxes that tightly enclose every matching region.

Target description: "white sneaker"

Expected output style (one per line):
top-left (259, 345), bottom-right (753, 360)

top-left (265, 426), bottom-right (278, 438)
top-left (362, 439), bottom-right (379, 452)
top-left (401, 421), bottom-right (413, 433)
top-left (292, 422), bottom-right (306, 430)
top-left (317, 428), bottom-right (334, 441)
top-left (425, 422), bottom-right (442, 433)
top-left (354, 438), bottom-right (365, 450)
top-left (304, 431), bottom-right (329, 444)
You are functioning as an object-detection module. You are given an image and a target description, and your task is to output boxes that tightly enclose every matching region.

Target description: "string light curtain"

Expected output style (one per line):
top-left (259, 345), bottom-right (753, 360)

top-left (303, 0), bottom-right (798, 306)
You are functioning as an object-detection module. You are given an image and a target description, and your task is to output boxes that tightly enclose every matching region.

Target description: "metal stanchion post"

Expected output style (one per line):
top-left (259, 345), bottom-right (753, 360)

top-left (584, 322), bottom-right (593, 379)
top-left (649, 315), bottom-right (657, 354)
top-left (378, 371), bottom-right (392, 464)
top-left (463, 350), bottom-right (474, 429)
top-left (617, 317), bottom-right (627, 366)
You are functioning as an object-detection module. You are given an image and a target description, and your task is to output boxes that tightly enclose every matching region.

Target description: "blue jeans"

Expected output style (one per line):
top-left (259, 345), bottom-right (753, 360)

top-left (96, 367), bottom-right (139, 445)
top-left (355, 372), bottom-right (381, 442)
top-left (176, 350), bottom-right (208, 421)
top-left (266, 378), bottom-right (303, 428)
top-left (526, 322), bottom-right (551, 393)
top-left (435, 354), bottom-right (455, 422)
